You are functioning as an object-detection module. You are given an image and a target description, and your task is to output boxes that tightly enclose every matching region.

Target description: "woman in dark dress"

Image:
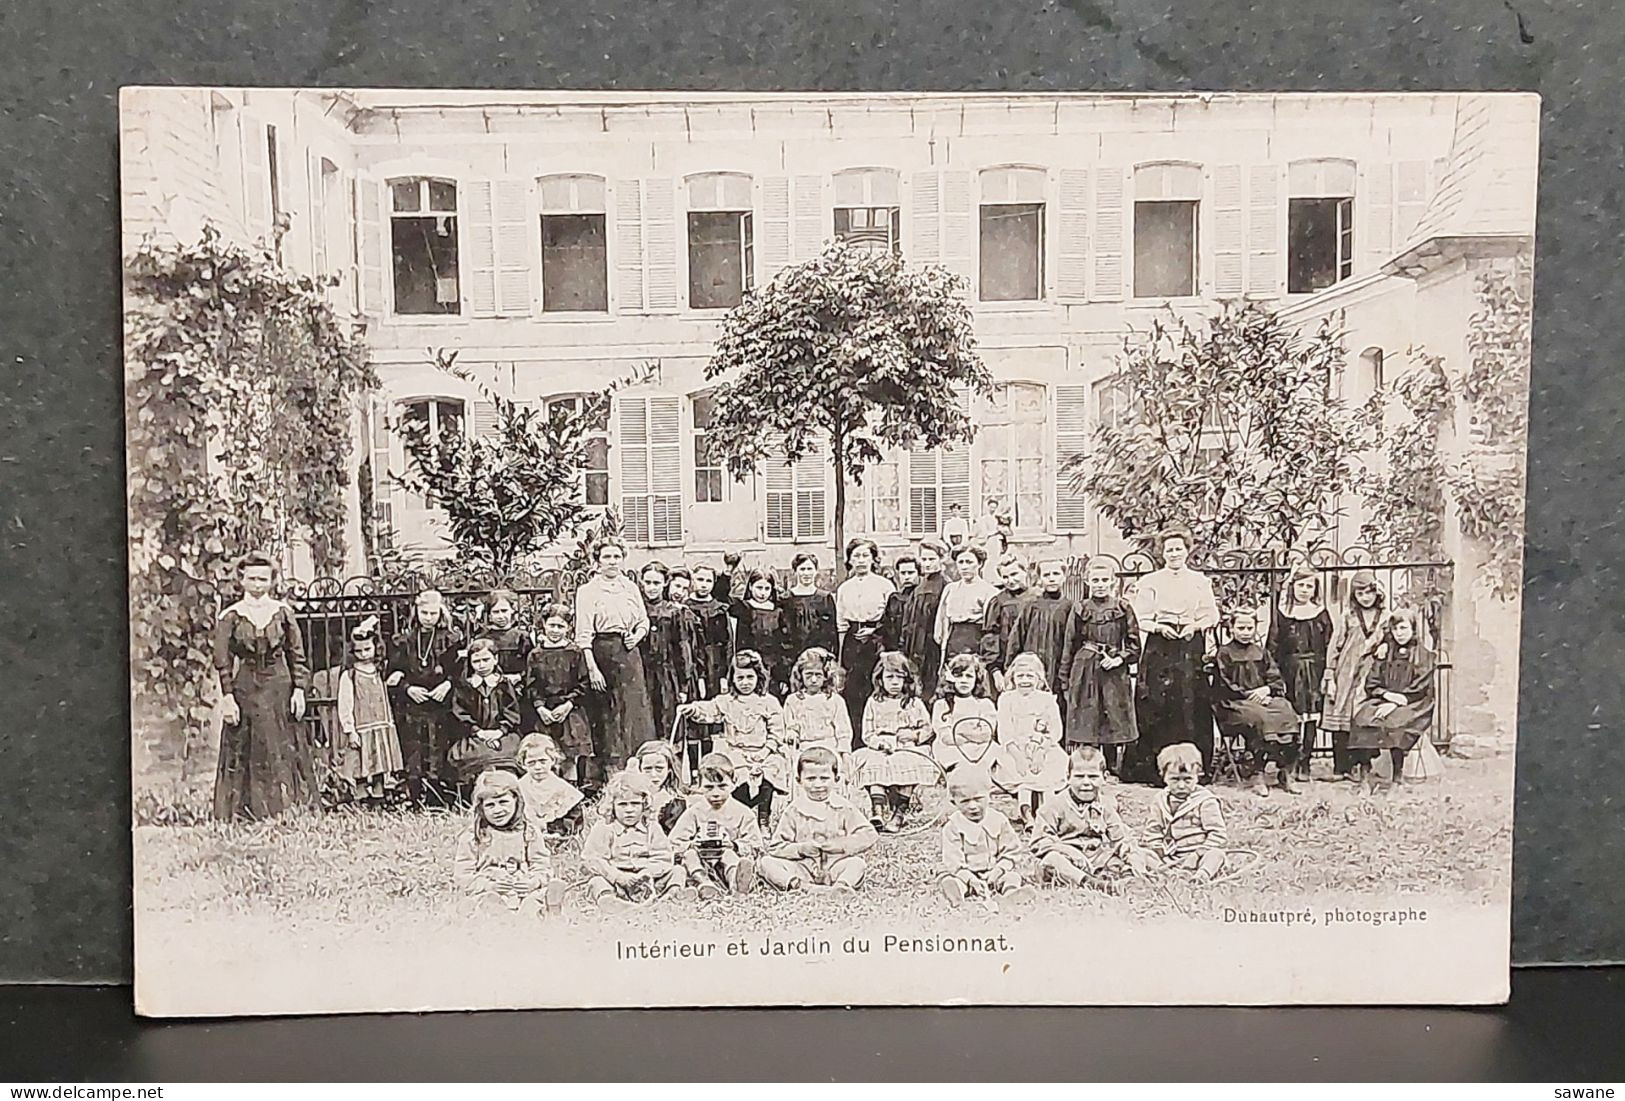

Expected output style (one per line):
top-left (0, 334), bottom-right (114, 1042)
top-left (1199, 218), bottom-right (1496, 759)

top-left (574, 538), bottom-right (652, 773)
top-left (732, 568), bottom-right (789, 697)
top-left (1063, 557), bottom-right (1141, 774)
top-left (897, 541), bottom-right (950, 698)
top-left (1129, 527), bottom-right (1221, 784)
top-left (835, 538), bottom-right (896, 748)
top-left (638, 560), bottom-right (694, 743)
top-left (386, 587), bottom-right (465, 807)
top-left (1268, 564), bottom-right (1334, 779)
top-left (780, 552), bottom-right (839, 668)
top-left (212, 553), bottom-right (317, 821)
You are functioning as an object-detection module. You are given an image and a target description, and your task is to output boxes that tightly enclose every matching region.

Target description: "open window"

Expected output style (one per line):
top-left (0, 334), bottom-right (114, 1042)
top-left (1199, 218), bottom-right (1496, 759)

top-left (979, 167), bottom-right (1046, 302)
top-left (686, 173), bottom-right (754, 309)
top-left (388, 177), bottom-right (460, 315)
top-left (833, 168), bottom-right (902, 254)
top-left (397, 397), bottom-right (466, 509)
top-left (539, 174), bottom-right (609, 312)
top-left (545, 393), bottom-right (611, 506)
top-left (1288, 159), bottom-right (1356, 294)
top-left (1133, 163), bottom-right (1201, 298)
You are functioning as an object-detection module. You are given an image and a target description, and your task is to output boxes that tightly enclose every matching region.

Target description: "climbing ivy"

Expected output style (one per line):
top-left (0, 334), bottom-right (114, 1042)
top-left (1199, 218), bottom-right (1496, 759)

top-left (124, 225), bottom-right (376, 770)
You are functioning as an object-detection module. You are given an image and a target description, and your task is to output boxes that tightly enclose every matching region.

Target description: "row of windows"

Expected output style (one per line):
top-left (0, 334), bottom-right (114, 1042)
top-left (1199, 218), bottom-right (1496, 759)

top-left (367, 160), bottom-right (1382, 318)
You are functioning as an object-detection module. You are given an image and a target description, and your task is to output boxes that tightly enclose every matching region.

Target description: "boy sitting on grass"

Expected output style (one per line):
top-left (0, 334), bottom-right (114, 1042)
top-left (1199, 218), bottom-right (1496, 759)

top-left (759, 747), bottom-right (878, 894)
top-left (1143, 743), bottom-right (1230, 883)
top-left (669, 752), bottom-right (764, 898)
top-left (1032, 746), bottom-right (1150, 891)
top-left (580, 770), bottom-right (695, 912)
top-left (938, 764), bottom-right (1034, 907)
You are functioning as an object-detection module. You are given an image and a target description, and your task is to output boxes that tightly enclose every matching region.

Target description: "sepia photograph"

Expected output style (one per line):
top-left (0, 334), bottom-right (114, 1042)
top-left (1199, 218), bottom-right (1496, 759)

top-left (120, 88), bottom-right (1536, 1015)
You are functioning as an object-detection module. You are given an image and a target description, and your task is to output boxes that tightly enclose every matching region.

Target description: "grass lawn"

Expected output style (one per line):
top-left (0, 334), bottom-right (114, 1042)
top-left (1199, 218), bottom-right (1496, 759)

top-left (137, 750), bottom-right (1513, 934)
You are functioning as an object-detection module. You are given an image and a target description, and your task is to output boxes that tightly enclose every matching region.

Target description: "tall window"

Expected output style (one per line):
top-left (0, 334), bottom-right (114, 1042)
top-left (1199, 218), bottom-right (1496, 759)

top-left (547, 394), bottom-right (611, 506)
top-left (1288, 159), bottom-right (1357, 294)
top-left (977, 383), bottom-right (1047, 531)
top-left (686, 173), bottom-right (753, 309)
top-left (539, 174), bottom-right (609, 312)
top-left (979, 167), bottom-right (1046, 302)
top-left (833, 168), bottom-right (901, 254)
top-left (398, 398), bottom-right (465, 508)
top-left (1133, 163), bottom-right (1201, 298)
top-left (389, 177), bottom-right (460, 315)
top-left (691, 392), bottom-right (724, 503)
top-left (846, 450), bottom-right (903, 537)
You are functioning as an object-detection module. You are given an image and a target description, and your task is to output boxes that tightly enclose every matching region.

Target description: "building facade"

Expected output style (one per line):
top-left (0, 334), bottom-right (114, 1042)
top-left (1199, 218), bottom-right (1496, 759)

top-left (120, 89), bottom-right (1537, 581)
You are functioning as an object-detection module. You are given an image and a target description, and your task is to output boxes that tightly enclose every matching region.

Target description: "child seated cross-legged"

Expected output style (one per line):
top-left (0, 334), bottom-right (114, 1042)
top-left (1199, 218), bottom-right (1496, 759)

top-left (1032, 746), bottom-right (1151, 892)
top-left (516, 732), bottom-right (585, 838)
top-left (759, 746), bottom-right (878, 894)
top-left (1143, 743), bottom-right (1230, 883)
top-left (456, 770), bottom-right (567, 918)
top-left (580, 770), bottom-right (695, 913)
top-left (669, 752), bottom-right (765, 899)
top-left (938, 764), bottom-right (1034, 907)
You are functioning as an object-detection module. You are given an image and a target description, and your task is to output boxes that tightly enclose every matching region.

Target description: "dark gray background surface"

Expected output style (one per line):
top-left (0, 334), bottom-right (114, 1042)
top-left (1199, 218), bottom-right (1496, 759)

top-left (0, 0), bottom-right (1619, 983)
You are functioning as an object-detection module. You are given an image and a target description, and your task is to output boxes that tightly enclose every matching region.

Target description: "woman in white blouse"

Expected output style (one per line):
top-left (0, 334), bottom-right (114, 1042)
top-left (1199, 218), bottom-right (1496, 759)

top-left (836, 538), bottom-right (896, 748)
top-left (573, 538), bottom-right (651, 772)
top-left (1129, 526), bottom-right (1220, 782)
top-left (933, 544), bottom-right (999, 670)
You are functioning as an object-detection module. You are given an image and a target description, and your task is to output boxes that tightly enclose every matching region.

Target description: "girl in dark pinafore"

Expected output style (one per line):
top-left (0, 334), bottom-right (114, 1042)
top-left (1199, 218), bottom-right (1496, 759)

top-left (1268, 565), bottom-right (1333, 780)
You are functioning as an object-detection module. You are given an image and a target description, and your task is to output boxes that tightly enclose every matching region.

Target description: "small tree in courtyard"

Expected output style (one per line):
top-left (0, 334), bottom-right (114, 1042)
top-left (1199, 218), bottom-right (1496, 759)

top-left (1065, 303), bottom-right (1376, 555)
top-left (704, 241), bottom-right (992, 579)
top-left (395, 350), bottom-right (619, 580)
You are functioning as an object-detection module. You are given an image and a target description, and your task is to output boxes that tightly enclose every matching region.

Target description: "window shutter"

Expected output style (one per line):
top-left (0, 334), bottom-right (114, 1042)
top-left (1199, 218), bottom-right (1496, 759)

top-left (792, 175), bottom-right (824, 262)
top-left (370, 399), bottom-right (395, 548)
top-left (472, 400), bottom-right (501, 440)
top-left (760, 176), bottom-right (792, 275)
top-left (307, 153), bottom-right (327, 280)
top-left (1395, 160), bottom-right (1430, 247)
top-left (908, 450), bottom-right (939, 536)
top-left (763, 446), bottom-right (795, 542)
top-left (1091, 166), bottom-right (1125, 302)
top-left (795, 436), bottom-right (828, 541)
top-left (1212, 164), bottom-right (1245, 298)
top-left (644, 178), bottom-right (679, 311)
top-left (464, 180), bottom-right (499, 317)
top-left (617, 397), bottom-right (651, 544)
top-left (648, 396), bottom-right (683, 545)
top-left (493, 179), bottom-right (533, 315)
top-left (241, 116), bottom-right (268, 245)
top-left (1360, 161), bottom-right (1394, 273)
top-left (911, 171), bottom-right (941, 263)
top-left (1053, 384), bottom-right (1090, 533)
top-left (357, 175), bottom-right (384, 317)
top-left (615, 179), bottom-right (646, 312)
top-left (942, 170), bottom-right (974, 285)
top-left (942, 444), bottom-right (971, 518)
top-left (1055, 168), bottom-right (1090, 301)
top-left (1246, 164), bottom-right (1284, 297)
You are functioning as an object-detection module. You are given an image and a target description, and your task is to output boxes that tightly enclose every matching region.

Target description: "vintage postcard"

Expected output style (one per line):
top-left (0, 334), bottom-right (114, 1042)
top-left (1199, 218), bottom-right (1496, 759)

top-left (122, 88), bottom-right (1536, 1015)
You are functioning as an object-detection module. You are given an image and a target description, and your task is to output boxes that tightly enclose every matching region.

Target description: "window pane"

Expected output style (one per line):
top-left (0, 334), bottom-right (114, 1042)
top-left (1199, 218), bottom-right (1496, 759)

top-left (401, 401), bottom-right (429, 430)
top-left (427, 179), bottom-right (457, 212)
top-left (692, 393), bottom-right (714, 429)
top-left (585, 472), bottom-right (609, 506)
top-left (1133, 200), bottom-right (1197, 298)
top-left (540, 213), bottom-right (608, 312)
top-left (391, 215), bottom-right (460, 314)
top-left (583, 396), bottom-right (610, 432)
top-left (435, 401), bottom-right (464, 440)
top-left (391, 179), bottom-right (421, 213)
top-left (1288, 197), bottom-right (1343, 294)
top-left (835, 206), bottom-right (901, 254)
top-left (979, 202), bottom-right (1044, 301)
top-left (688, 211), bottom-right (745, 309)
top-left (584, 436), bottom-right (609, 471)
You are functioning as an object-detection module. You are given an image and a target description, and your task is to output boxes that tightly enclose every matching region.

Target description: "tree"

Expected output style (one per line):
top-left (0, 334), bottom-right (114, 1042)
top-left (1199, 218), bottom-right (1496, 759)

top-left (704, 240), bottom-right (992, 578)
top-left (394, 350), bottom-right (620, 579)
top-left (1065, 302), bottom-right (1375, 555)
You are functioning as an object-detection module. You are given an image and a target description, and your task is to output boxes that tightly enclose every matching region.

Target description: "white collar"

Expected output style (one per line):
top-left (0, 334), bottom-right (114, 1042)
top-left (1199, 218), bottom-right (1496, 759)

top-left (470, 673), bottom-right (503, 689)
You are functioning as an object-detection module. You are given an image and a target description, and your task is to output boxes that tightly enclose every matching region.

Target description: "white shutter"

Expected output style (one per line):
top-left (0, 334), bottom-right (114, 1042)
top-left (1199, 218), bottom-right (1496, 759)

top-left (1053, 385), bottom-right (1090, 533)
top-left (795, 436), bottom-right (828, 541)
top-left (1246, 164), bottom-right (1284, 297)
top-left (1213, 164), bottom-right (1245, 298)
top-left (908, 450), bottom-right (939, 536)
top-left (792, 175), bottom-right (824, 262)
top-left (463, 180), bottom-right (498, 317)
top-left (911, 171), bottom-right (941, 263)
top-left (1361, 161), bottom-right (1394, 273)
top-left (472, 400), bottom-right (501, 441)
top-left (369, 399), bottom-right (395, 550)
top-left (763, 446), bottom-right (795, 542)
top-left (615, 180), bottom-right (646, 312)
top-left (648, 396), bottom-right (683, 546)
top-left (1056, 169), bottom-right (1090, 301)
top-left (942, 170), bottom-right (974, 285)
top-left (761, 176), bottom-right (792, 274)
top-left (1395, 160), bottom-right (1430, 247)
top-left (644, 178), bottom-right (679, 311)
top-left (493, 179), bottom-right (532, 315)
top-left (942, 444), bottom-right (971, 518)
top-left (357, 175), bottom-right (385, 317)
top-left (241, 116), bottom-right (268, 245)
top-left (1091, 166), bottom-right (1125, 301)
top-left (617, 397), bottom-right (651, 544)
top-left (307, 153), bottom-right (326, 280)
